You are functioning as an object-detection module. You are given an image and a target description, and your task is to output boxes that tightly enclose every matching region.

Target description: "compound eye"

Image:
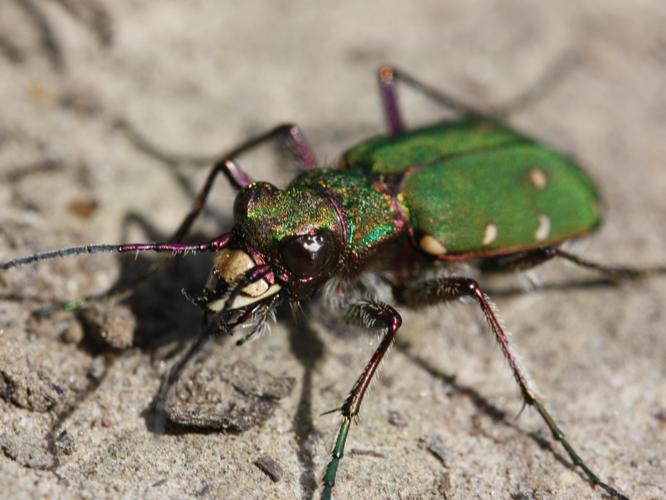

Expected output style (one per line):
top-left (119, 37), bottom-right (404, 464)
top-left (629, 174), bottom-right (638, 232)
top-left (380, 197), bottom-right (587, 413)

top-left (280, 231), bottom-right (337, 278)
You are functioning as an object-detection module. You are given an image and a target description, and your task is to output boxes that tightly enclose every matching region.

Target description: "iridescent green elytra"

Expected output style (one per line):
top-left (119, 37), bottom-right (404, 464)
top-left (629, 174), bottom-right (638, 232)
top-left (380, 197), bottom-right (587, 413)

top-left (342, 117), bottom-right (601, 257)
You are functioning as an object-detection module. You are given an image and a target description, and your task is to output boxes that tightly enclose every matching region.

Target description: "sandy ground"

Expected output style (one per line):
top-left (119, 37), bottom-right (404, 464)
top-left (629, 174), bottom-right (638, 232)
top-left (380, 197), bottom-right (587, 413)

top-left (1, 1), bottom-right (665, 499)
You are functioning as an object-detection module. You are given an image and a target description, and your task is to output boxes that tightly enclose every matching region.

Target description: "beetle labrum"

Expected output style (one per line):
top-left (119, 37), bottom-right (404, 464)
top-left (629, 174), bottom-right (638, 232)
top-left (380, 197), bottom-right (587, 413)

top-left (1, 66), bottom-right (663, 499)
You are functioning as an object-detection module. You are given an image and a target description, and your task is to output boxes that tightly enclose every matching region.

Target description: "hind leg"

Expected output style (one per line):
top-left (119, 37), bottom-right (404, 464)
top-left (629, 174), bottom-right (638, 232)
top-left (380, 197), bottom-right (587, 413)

top-left (394, 276), bottom-right (629, 499)
top-left (480, 246), bottom-right (666, 281)
top-left (377, 53), bottom-right (581, 134)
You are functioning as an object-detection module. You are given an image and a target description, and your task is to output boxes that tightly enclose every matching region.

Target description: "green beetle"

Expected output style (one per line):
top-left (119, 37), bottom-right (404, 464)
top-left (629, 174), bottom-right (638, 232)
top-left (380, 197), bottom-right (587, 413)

top-left (2, 66), bottom-right (661, 500)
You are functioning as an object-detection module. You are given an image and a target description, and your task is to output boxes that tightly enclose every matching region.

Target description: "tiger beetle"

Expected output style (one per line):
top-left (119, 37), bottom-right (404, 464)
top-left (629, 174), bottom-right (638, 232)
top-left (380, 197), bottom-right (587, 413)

top-left (1, 66), bottom-right (664, 499)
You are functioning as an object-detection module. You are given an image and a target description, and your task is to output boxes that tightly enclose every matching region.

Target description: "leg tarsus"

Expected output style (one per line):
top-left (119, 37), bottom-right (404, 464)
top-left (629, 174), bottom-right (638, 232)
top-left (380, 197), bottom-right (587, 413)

top-left (170, 157), bottom-right (248, 242)
top-left (491, 51), bottom-right (582, 117)
top-left (321, 417), bottom-right (351, 500)
top-left (481, 245), bottom-right (666, 283)
top-left (116, 118), bottom-right (213, 167)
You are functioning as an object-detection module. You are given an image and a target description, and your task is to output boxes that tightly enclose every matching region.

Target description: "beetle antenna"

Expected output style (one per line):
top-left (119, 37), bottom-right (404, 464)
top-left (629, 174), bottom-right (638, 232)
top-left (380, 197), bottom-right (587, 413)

top-left (0, 233), bottom-right (233, 271)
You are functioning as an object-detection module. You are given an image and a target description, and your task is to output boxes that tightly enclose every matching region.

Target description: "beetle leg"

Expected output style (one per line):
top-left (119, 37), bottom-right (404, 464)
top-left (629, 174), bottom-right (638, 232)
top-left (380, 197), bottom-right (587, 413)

top-left (552, 248), bottom-right (666, 281)
top-left (117, 120), bottom-right (316, 242)
top-left (378, 54), bottom-right (580, 132)
top-left (377, 66), bottom-right (406, 134)
top-left (481, 246), bottom-right (666, 285)
top-left (322, 301), bottom-right (402, 500)
top-left (491, 53), bottom-right (581, 117)
top-left (170, 157), bottom-right (250, 242)
top-left (480, 247), bottom-right (558, 274)
top-left (481, 246), bottom-right (666, 280)
top-left (395, 277), bottom-right (629, 500)
top-left (378, 65), bottom-right (484, 135)
top-left (121, 120), bottom-right (315, 176)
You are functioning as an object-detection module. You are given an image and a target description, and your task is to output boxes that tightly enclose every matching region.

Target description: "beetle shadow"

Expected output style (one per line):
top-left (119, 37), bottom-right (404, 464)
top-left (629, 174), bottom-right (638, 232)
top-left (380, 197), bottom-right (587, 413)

top-left (6, 0), bottom-right (113, 73)
top-left (394, 339), bottom-right (575, 477)
top-left (81, 211), bottom-right (217, 355)
top-left (32, 119), bottom-right (330, 479)
top-left (33, 211), bottom-right (223, 456)
top-left (283, 308), bottom-right (326, 500)
top-left (135, 297), bottom-right (325, 500)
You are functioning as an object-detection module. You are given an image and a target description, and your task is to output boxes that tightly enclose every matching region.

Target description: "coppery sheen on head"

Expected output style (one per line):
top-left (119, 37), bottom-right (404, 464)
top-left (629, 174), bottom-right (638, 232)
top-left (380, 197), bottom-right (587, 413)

top-left (233, 181), bottom-right (344, 279)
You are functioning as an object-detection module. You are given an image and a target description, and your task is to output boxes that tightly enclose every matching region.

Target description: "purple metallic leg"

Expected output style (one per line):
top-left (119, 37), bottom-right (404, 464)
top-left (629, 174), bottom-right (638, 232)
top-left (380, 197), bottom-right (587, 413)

top-left (479, 246), bottom-right (666, 282)
top-left (285, 124), bottom-right (316, 171)
top-left (322, 300), bottom-right (402, 498)
top-left (378, 66), bottom-right (405, 134)
top-left (396, 276), bottom-right (629, 499)
top-left (171, 158), bottom-right (249, 242)
top-left (377, 64), bottom-right (483, 135)
top-left (171, 123), bottom-right (316, 243)
top-left (378, 54), bottom-right (581, 124)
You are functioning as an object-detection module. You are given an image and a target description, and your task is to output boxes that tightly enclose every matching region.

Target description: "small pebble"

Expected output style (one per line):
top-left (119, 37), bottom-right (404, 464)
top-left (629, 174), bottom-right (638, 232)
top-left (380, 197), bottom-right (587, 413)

top-left (53, 430), bottom-right (75, 456)
top-left (349, 448), bottom-right (385, 458)
top-left (253, 454), bottom-right (283, 483)
top-left (387, 409), bottom-right (407, 428)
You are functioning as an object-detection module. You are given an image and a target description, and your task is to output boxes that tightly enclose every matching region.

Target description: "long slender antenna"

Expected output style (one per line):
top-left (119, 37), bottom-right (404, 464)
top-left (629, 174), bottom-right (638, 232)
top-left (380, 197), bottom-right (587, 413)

top-left (0, 233), bottom-right (233, 271)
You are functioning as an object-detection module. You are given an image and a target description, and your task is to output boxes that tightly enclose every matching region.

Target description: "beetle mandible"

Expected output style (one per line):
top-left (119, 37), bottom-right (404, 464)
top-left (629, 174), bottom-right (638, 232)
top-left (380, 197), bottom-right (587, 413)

top-left (2, 66), bottom-right (663, 499)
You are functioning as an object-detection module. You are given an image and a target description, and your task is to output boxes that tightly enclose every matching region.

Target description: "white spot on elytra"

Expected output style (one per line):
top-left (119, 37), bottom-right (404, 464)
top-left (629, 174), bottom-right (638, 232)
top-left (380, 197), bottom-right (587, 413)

top-left (482, 223), bottom-right (498, 246)
top-left (535, 214), bottom-right (551, 241)
top-left (529, 168), bottom-right (548, 189)
top-left (420, 235), bottom-right (447, 255)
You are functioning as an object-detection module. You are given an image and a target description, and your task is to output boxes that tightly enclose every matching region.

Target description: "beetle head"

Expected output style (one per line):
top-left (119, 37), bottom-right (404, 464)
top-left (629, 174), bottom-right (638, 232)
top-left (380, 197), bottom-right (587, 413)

top-left (201, 181), bottom-right (344, 320)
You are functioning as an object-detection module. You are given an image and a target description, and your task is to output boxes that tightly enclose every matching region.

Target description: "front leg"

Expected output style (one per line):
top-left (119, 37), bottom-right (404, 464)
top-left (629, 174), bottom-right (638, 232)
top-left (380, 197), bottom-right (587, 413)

top-left (395, 277), bottom-right (629, 500)
top-left (321, 301), bottom-right (402, 500)
top-left (170, 123), bottom-right (316, 242)
top-left (116, 119), bottom-right (317, 241)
